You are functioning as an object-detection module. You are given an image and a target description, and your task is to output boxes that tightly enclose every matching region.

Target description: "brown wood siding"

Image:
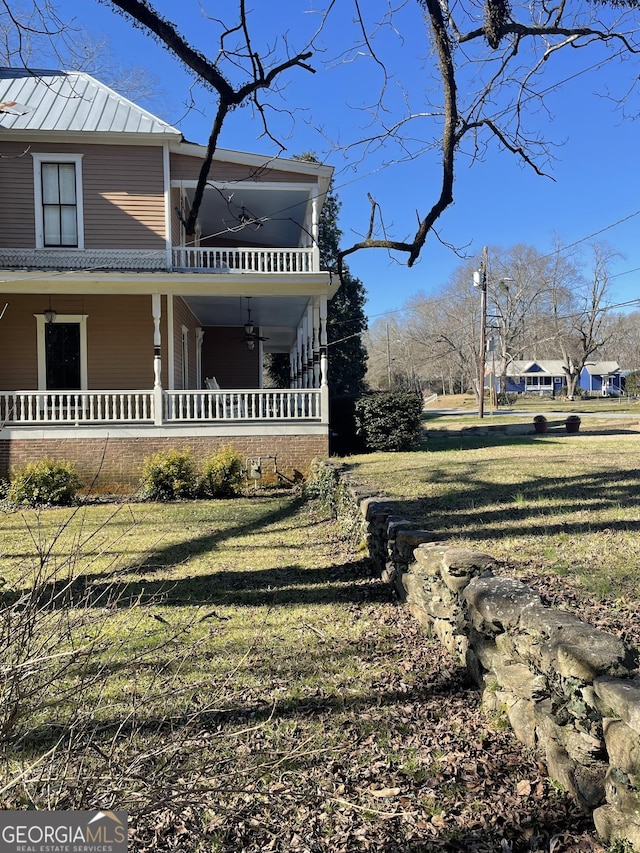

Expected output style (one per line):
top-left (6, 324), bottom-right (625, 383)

top-left (0, 293), bottom-right (170, 390)
top-left (170, 153), bottom-right (314, 185)
top-left (201, 327), bottom-right (260, 389)
top-left (0, 141), bottom-right (166, 249)
top-left (172, 297), bottom-right (200, 389)
top-left (0, 141), bottom-right (38, 246)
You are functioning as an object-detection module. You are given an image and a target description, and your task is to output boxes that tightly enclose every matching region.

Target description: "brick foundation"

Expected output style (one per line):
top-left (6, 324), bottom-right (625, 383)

top-left (0, 430), bottom-right (328, 492)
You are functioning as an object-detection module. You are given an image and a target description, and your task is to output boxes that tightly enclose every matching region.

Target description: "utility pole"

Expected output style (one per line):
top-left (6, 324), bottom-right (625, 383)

top-left (386, 322), bottom-right (392, 390)
top-left (473, 246), bottom-right (488, 419)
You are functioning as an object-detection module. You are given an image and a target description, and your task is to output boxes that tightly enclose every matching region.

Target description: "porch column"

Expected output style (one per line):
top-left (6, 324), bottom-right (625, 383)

top-left (306, 304), bottom-right (314, 387)
top-left (152, 294), bottom-right (163, 425)
top-left (311, 189), bottom-right (319, 272)
top-left (313, 299), bottom-right (321, 389)
top-left (301, 314), bottom-right (309, 388)
top-left (296, 325), bottom-right (304, 388)
top-left (320, 295), bottom-right (329, 426)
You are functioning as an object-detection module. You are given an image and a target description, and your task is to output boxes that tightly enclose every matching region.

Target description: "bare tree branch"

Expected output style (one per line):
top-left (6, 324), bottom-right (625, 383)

top-left (100, 0), bottom-right (316, 234)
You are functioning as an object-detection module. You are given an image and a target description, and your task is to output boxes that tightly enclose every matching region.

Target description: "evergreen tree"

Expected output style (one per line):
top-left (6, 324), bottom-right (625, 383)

top-left (315, 166), bottom-right (368, 397)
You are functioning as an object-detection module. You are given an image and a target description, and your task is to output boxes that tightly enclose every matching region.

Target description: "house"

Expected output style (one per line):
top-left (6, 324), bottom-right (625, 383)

top-left (497, 360), bottom-right (567, 396)
top-left (0, 68), bottom-right (339, 488)
top-left (580, 361), bottom-right (624, 396)
top-left (494, 359), bottom-right (624, 397)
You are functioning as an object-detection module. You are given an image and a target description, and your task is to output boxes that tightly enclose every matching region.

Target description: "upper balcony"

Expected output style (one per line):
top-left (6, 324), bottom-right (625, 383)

top-left (0, 245), bottom-right (319, 274)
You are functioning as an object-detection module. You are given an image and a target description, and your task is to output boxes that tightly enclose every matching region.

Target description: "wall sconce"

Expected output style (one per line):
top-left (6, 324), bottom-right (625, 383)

top-left (44, 308), bottom-right (57, 324)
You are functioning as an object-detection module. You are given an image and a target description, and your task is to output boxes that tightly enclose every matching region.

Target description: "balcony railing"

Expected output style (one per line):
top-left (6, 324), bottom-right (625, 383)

top-left (0, 389), bottom-right (322, 425)
top-left (172, 246), bottom-right (316, 273)
top-left (0, 246), bottom-right (319, 273)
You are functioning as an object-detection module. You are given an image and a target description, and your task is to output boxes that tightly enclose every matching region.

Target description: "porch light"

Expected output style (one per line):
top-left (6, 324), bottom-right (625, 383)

top-left (44, 308), bottom-right (57, 324)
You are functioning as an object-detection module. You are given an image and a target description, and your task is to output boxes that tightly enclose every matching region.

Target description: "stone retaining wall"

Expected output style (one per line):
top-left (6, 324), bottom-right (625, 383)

top-left (327, 464), bottom-right (640, 849)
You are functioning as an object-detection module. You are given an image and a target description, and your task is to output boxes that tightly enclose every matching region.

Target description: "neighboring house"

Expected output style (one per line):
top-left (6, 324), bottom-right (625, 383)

top-left (580, 362), bottom-right (624, 396)
top-left (496, 360), bottom-right (567, 396)
top-left (0, 68), bottom-right (338, 488)
top-left (494, 359), bottom-right (624, 397)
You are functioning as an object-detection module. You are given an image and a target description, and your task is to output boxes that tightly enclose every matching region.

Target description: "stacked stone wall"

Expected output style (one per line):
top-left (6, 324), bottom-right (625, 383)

top-left (330, 465), bottom-right (640, 849)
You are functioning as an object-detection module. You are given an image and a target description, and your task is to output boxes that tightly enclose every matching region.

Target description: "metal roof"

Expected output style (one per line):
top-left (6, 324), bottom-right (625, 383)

top-left (0, 68), bottom-right (182, 137)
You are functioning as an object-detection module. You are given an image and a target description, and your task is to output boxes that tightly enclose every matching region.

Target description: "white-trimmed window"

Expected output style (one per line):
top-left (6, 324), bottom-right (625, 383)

top-left (32, 153), bottom-right (84, 249)
top-left (181, 326), bottom-right (189, 389)
top-left (525, 375), bottom-right (552, 390)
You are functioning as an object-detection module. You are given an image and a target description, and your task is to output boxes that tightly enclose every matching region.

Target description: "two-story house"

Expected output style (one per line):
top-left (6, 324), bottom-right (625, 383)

top-left (0, 68), bottom-right (338, 489)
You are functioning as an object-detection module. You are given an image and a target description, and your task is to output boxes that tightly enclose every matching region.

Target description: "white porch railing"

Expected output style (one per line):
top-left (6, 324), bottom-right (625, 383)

top-left (0, 389), bottom-right (322, 425)
top-left (164, 389), bottom-right (322, 422)
top-left (1, 391), bottom-right (155, 424)
top-left (172, 246), bottom-right (316, 273)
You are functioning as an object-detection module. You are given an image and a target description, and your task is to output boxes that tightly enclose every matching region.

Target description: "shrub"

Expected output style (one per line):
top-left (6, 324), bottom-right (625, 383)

top-left (199, 445), bottom-right (245, 498)
top-left (8, 459), bottom-right (81, 506)
top-left (139, 448), bottom-right (198, 501)
top-left (354, 391), bottom-right (424, 452)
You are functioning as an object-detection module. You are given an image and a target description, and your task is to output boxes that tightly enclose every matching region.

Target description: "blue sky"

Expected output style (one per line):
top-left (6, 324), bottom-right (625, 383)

top-left (26, 0), bottom-right (640, 322)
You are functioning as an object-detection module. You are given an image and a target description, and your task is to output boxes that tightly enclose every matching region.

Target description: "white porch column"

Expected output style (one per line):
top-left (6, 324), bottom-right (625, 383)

top-left (152, 293), bottom-right (163, 425)
top-left (311, 189), bottom-right (319, 272)
top-left (313, 299), bottom-right (321, 388)
top-left (296, 326), bottom-right (304, 388)
top-left (306, 303), bottom-right (314, 387)
top-left (319, 295), bottom-right (329, 426)
top-left (301, 314), bottom-right (309, 388)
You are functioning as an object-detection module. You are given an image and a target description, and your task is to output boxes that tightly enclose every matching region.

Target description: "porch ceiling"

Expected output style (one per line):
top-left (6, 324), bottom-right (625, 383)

top-left (183, 294), bottom-right (311, 352)
top-left (184, 185), bottom-right (311, 248)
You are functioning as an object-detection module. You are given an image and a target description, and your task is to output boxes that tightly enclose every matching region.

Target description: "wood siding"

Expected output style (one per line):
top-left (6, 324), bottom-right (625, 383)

top-left (172, 296), bottom-right (201, 389)
top-left (0, 294), bottom-right (170, 390)
top-left (201, 326), bottom-right (260, 389)
top-left (0, 141), bottom-right (166, 249)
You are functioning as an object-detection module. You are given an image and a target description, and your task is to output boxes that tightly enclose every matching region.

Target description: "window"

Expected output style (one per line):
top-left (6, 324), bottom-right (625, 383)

top-left (525, 375), bottom-right (552, 389)
top-left (32, 154), bottom-right (84, 249)
top-left (181, 326), bottom-right (189, 389)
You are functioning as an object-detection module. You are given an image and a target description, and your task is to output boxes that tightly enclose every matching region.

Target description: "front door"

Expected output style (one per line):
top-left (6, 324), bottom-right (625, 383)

top-left (45, 322), bottom-right (81, 390)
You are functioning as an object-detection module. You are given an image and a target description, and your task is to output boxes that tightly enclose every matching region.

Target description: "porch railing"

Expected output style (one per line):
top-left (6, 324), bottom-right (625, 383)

top-left (164, 389), bottom-right (321, 422)
top-left (1, 391), bottom-right (155, 424)
top-left (0, 389), bottom-right (322, 425)
top-left (172, 246), bottom-right (316, 273)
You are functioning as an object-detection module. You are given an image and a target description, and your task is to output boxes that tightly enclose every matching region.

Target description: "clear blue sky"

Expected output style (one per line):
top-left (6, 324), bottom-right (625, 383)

top-left (27, 0), bottom-right (640, 323)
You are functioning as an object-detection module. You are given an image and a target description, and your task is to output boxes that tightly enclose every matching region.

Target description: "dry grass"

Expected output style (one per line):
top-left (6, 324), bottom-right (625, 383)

top-left (0, 492), bottom-right (604, 851)
top-left (343, 431), bottom-right (640, 651)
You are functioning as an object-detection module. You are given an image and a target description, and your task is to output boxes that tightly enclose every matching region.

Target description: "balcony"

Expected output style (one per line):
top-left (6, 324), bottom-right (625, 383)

top-left (0, 246), bottom-right (319, 274)
top-left (0, 389), bottom-right (323, 426)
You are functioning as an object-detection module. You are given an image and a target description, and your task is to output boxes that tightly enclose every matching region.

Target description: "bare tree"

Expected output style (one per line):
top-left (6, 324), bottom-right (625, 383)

top-left (336, 0), bottom-right (640, 275)
top-left (550, 243), bottom-right (619, 398)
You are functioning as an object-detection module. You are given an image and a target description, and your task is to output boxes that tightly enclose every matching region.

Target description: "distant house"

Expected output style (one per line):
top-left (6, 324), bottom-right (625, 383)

top-left (580, 362), bottom-right (624, 396)
top-left (495, 359), bottom-right (624, 397)
top-left (498, 360), bottom-right (567, 396)
top-left (0, 68), bottom-right (339, 489)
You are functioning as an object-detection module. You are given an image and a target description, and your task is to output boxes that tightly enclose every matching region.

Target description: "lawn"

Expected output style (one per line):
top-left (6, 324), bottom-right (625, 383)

top-left (0, 491), bottom-right (603, 852)
top-left (343, 430), bottom-right (640, 652)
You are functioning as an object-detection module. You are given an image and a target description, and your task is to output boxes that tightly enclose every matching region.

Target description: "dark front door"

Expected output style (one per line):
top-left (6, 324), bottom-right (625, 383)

top-left (45, 322), bottom-right (81, 390)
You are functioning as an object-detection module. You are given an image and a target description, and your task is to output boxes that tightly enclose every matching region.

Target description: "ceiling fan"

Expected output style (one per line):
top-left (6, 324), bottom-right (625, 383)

top-left (240, 298), bottom-right (269, 350)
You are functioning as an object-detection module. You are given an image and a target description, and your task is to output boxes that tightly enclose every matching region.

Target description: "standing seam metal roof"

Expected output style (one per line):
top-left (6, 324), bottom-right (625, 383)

top-left (0, 68), bottom-right (182, 136)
